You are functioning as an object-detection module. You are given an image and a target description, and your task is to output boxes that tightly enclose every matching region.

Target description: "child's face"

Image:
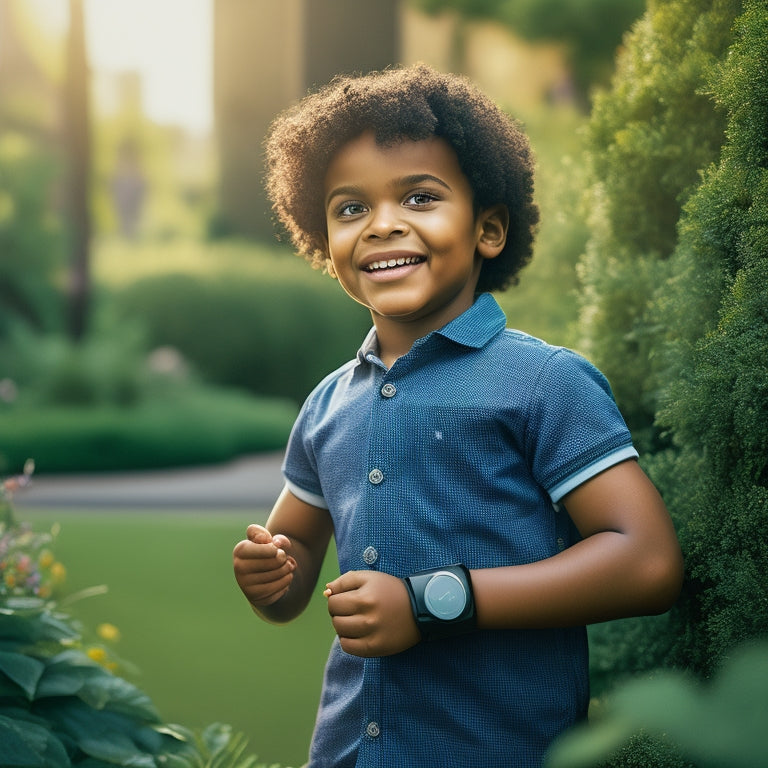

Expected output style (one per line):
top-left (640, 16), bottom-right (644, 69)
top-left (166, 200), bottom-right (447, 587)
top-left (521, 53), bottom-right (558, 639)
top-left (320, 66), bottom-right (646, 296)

top-left (323, 131), bottom-right (505, 334)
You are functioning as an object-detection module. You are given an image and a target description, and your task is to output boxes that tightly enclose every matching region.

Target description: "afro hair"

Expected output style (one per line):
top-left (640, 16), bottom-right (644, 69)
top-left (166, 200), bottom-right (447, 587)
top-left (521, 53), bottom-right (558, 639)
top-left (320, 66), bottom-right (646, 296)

top-left (264, 64), bottom-right (539, 293)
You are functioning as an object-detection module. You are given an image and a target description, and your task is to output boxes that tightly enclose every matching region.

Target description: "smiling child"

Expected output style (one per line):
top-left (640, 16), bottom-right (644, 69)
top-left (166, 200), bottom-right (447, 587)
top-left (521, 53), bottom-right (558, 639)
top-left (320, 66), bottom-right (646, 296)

top-left (233, 64), bottom-right (683, 768)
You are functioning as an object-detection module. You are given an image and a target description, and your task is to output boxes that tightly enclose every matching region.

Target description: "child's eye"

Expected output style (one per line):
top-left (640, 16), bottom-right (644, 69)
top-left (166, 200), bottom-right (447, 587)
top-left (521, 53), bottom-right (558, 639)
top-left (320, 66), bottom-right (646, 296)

top-left (405, 191), bottom-right (438, 207)
top-left (336, 201), bottom-right (367, 217)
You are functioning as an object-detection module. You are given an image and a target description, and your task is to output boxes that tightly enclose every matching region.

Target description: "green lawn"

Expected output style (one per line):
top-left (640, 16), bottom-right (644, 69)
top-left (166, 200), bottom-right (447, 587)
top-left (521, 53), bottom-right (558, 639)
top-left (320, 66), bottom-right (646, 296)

top-left (23, 508), bottom-right (339, 768)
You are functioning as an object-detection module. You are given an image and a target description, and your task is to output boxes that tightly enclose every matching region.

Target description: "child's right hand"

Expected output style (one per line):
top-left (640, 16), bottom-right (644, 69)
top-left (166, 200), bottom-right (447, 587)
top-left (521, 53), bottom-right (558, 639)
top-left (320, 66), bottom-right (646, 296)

top-left (233, 524), bottom-right (297, 607)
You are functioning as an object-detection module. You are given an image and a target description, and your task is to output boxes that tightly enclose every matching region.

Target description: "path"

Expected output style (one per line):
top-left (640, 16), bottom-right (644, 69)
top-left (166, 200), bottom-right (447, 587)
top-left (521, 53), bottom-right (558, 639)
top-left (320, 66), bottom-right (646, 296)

top-left (12, 453), bottom-right (285, 510)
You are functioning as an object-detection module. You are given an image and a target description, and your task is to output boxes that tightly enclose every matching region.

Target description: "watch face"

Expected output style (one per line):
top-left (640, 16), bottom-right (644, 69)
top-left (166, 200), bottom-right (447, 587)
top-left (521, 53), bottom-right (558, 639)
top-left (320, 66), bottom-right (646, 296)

top-left (424, 572), bottom-right (466, 620)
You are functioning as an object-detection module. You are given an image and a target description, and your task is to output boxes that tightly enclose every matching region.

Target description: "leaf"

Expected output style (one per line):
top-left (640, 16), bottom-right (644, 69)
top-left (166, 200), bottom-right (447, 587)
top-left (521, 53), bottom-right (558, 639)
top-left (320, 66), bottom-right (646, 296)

top-left (0, 713), bottom-right (70, 767)
top-left (0, 651), bottom-right (46, 699)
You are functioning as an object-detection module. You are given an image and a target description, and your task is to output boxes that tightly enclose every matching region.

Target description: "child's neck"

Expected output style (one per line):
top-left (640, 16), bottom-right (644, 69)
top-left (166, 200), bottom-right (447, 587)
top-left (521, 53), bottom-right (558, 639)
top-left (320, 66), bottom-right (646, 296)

top-left (372, 316), bottom-right (442, 369)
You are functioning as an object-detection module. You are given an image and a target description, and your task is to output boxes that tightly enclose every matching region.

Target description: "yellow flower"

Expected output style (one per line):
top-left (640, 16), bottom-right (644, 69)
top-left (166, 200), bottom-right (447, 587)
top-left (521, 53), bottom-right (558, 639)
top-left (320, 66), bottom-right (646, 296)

top-left (97, 623), bottom-right (121, 642)
top-left (86, 646), bottom-right (107, 663)
top-left (38, 549), bottom-right (55, 569)
top-left (50, 562), bottom-right (66, 583)
top-left (4, 572), bottom-right (16, 589)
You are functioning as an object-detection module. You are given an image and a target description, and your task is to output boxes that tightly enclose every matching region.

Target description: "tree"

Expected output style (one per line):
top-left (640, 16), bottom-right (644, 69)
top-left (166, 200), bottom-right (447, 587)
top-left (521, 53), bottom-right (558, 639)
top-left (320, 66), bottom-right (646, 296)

top-left (63, 0), bottom-right (91, 341)
top-left (411, 0), bottom-right (646, 102)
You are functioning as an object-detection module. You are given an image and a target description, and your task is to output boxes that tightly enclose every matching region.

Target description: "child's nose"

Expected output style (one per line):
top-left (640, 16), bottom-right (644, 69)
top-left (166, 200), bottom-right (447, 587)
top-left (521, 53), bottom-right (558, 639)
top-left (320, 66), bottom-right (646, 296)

top-left (364, 203), bottom-right (409, 239)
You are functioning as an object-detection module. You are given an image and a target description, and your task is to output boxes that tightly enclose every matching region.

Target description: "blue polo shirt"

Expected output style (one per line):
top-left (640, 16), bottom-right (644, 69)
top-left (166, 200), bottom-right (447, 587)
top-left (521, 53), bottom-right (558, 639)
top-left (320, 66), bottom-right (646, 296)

top-left (283, 293), bottom-right (637, 768)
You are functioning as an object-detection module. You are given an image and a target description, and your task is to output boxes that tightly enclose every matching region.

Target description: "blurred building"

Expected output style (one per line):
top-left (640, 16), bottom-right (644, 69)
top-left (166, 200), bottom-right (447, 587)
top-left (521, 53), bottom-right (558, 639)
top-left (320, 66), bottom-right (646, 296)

top-left (0, 0), bottom-right (61, 137)
top-left (213, 0), bottom-right (400, 239)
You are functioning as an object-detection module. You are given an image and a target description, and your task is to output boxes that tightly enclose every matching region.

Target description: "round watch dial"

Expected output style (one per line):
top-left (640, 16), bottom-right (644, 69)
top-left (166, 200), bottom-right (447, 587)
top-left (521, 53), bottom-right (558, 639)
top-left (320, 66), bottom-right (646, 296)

top-left (424, 571), bottom-right (466, 620)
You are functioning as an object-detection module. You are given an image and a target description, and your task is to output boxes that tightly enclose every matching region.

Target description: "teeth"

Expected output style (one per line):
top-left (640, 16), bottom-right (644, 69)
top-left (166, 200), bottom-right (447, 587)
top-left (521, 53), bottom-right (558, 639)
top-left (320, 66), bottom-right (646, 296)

top-left (367, 256), bottom-right (422, 271)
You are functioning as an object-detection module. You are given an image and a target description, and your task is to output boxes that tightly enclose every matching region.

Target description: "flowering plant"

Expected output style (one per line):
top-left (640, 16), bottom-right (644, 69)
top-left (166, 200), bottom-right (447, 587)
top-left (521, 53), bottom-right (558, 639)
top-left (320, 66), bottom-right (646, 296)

top-left (0, 461), bottom-right (269, 767)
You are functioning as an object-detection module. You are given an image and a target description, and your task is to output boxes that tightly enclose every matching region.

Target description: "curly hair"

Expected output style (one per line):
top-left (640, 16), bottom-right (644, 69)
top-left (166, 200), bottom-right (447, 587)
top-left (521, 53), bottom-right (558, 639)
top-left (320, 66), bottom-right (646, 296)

top-left (264, 64), bottom-right (539, 293)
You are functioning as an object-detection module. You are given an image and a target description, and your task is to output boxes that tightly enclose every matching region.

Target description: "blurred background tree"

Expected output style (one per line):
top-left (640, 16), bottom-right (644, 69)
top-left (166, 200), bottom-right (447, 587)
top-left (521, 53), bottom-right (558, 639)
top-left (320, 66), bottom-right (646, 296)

top-left (412, 0), bottom-right (645, 104)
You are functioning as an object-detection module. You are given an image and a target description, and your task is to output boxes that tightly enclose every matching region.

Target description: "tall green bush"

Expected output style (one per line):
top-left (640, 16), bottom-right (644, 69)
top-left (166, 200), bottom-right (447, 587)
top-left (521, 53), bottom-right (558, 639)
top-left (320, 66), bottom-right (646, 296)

top-left (652, 0), bottom-right (768, 676)
top-left (575, 2), bottom-right (768, 762)
top-left (581, 0), bottom-right (768, 724)
top-left (577, 0), bottom-right (738, 452)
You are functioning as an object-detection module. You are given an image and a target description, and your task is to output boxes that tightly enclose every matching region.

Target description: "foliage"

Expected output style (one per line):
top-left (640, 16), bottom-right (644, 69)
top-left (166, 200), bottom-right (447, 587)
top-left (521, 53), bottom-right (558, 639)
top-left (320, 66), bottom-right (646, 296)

top-left (0, 388), bottom-right (295, 475)
top-left (0, 472), bottom-right (279, 767)
top-left (650, 0), bottom-right (768, 676)
top-left (547, 641), bottom-right (768, 768)
top-left (576, 0), bottom-right (738, 453)
top-left (112, 258), bottom-right (371, 405)
top-left (495, 103), bottom-right (588, 347)
top-left (0, 131), bottom-right (65, 337)
top-left (411, 0), bottom-right (645, 99)
top-left (579, 0), bottom-right (768, 696)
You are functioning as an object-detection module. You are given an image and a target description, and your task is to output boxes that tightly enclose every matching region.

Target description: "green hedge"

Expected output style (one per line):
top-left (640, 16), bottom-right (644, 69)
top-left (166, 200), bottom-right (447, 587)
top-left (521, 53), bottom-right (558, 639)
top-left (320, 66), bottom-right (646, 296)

top-left (0, 389), bottom-right (296, 475)
top-left (114, 270), bottom-right (371, 404)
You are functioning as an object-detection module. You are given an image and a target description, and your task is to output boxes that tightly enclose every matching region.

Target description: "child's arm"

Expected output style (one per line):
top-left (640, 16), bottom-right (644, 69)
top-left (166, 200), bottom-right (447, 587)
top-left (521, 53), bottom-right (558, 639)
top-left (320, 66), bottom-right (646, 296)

top-left (325, 459), bottom-right (683, 656)
top-left (470, 458), bottom-right (683, 628)
top-left (233, 486), bottom-right (333, 624)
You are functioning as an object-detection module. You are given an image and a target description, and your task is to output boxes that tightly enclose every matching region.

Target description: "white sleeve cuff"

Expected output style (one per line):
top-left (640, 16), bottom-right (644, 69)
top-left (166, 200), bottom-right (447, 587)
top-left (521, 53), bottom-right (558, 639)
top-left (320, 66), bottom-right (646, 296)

top-left (284, 478), bottom-right (328, 509)
top-left (549, 446), bottom-right (639, 503)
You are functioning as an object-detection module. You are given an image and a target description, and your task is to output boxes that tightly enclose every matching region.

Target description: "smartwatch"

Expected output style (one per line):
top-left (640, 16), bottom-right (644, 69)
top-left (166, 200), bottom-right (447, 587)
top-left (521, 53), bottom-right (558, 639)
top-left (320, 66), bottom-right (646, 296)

top-left (403, 564), bottom-right (477, 641)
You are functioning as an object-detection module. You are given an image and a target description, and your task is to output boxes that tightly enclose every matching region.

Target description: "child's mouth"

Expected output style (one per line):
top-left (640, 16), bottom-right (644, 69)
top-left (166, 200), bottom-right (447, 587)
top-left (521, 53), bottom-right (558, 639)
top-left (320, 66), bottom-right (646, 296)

top-left (364, 255), bottom-right (426, 272)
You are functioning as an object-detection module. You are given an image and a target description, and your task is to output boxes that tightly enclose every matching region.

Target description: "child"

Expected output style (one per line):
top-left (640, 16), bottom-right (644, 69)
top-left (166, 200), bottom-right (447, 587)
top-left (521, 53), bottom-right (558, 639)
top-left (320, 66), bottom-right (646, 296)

top-left (233, 64), bottom-right (683, 768)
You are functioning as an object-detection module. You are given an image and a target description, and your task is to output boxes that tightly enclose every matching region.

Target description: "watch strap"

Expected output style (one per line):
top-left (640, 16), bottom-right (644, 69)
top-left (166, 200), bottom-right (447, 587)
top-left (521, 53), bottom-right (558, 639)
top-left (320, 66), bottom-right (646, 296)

top-left (404, 564), bottom-right (477, 641)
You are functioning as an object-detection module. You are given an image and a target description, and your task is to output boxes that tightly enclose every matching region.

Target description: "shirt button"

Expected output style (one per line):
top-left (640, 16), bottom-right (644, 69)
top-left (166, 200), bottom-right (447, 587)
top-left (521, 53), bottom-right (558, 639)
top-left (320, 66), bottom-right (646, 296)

top-left (368, 468), bottom-right (384, 485)
top-left (366, 721), bottom-right (381, 738)
top-left (380, 383), bottom-right (397, 398)
top-left (363, 546), bottom-right (378, 565)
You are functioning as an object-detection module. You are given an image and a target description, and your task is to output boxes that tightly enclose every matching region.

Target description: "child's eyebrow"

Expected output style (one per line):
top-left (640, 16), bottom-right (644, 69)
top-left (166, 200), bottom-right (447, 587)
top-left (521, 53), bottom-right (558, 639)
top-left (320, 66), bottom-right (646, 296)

top-left (325, 174), bottom-right (453, 208)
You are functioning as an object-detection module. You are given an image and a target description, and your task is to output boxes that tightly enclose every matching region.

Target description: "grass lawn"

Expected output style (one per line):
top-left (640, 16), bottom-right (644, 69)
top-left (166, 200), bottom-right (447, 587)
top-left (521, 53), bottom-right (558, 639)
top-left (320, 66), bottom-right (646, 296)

top-left (23, 508), bottom-right (339, 768)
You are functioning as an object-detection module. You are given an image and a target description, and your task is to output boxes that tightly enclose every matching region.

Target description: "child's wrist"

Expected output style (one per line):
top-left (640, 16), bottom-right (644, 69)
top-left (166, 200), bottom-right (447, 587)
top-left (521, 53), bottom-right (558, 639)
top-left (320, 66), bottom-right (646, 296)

top-left (403, 564), bottom-right (477, 641)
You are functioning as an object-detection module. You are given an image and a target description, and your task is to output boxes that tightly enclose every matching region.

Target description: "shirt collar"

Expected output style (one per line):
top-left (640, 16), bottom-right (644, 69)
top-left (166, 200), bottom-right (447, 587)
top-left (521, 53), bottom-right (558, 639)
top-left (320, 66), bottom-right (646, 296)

top-left (357, 293), bottom-right (507, 364)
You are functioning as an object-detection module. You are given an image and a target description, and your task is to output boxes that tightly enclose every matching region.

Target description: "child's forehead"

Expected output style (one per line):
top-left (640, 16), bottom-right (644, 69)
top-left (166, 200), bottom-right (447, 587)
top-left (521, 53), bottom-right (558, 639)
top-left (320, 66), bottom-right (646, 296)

top-left (325, 131), bottom-right (464, 184)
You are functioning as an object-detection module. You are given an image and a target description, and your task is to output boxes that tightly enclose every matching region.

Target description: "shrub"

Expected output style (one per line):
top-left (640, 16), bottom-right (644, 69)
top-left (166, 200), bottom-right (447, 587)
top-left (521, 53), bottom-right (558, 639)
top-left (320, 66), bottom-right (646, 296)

top-left (576, 0), bottom-right (738, 452)
top-left (114, 271), bottom-right (371, 404)
top-left (0, 389), bottom-right (295, 475)
top-left (0, 132), bottom-right (65, 336)
top-left (547, 641), bottom-right (768, 768)
top-left (0, 468), bottom-right (277, 767)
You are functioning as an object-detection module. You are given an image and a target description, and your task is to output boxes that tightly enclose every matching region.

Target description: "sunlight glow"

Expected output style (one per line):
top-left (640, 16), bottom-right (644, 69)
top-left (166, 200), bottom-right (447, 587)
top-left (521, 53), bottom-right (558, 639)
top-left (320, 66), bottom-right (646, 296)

top-left (23, 0), bottom-right (213, 135)
top-left (85, 0), bottom-right (213, 134)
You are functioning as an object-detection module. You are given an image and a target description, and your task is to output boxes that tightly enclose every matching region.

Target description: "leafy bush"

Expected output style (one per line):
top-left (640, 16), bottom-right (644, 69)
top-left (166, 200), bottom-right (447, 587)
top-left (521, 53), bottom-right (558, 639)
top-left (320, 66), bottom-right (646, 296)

top-left (0, 307), bottom-right (297, 475)
top-left (0, 389), bottom-right (295, 475)
top-left (0, 468), bottom-right (281, 767)
top-left (576, 0), bottom-right (737, 452)
top-left (547, 641), bottom-right (768, 768)
top-left (649, 0), bottom-right (768, 675)
top-left (113, 270), bottom-right (371, 404)
top-left (582, 0), bottom-right (768, 690)
top-left (0, 132), bottom-right (65, 336)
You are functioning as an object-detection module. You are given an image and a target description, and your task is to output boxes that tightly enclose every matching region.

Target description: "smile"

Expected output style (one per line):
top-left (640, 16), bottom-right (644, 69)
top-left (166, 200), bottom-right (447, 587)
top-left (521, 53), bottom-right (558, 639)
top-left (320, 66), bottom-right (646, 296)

top-left (364, 255), bottom-right (426, 272)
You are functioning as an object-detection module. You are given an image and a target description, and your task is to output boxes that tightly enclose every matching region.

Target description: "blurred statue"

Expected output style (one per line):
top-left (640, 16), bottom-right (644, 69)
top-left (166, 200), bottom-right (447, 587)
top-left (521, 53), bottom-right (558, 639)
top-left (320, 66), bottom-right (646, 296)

top-left (111, 138), bottom-right (146, 238)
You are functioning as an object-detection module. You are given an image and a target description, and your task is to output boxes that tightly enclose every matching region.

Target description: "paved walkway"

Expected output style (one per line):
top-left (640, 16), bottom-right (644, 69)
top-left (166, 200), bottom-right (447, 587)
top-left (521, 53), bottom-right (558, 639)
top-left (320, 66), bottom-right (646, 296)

top-left (12, 453), bottom-right (286, 510)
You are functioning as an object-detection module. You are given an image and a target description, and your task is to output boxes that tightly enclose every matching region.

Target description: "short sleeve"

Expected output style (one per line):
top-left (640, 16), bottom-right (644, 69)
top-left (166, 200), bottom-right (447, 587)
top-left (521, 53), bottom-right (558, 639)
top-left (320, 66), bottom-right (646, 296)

top-left (525, 349), bottom-right (638, 503)
top-left (281, 395), bottom-right (329, 509)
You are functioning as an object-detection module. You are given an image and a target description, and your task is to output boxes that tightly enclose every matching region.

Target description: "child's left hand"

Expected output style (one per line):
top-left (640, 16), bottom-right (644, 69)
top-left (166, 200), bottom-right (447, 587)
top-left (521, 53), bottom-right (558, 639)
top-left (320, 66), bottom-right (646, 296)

top-left (324, 571), bottom-right (421, 657)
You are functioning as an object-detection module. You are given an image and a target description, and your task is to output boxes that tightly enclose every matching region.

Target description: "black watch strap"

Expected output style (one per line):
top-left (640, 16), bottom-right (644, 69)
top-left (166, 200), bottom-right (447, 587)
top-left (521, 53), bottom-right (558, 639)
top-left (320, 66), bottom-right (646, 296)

top-left (403, 564), bottom-right (477, 641)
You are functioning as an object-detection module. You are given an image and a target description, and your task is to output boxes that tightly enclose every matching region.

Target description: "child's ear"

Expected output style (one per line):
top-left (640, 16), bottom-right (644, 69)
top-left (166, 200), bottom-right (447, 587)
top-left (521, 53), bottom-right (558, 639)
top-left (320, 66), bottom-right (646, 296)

top-left (476, 205), bottom-right (509, 260)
